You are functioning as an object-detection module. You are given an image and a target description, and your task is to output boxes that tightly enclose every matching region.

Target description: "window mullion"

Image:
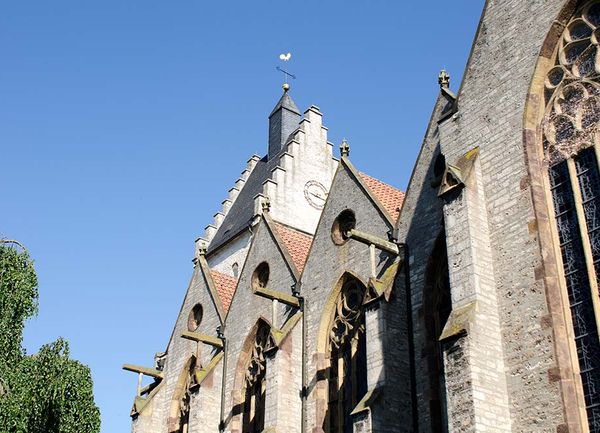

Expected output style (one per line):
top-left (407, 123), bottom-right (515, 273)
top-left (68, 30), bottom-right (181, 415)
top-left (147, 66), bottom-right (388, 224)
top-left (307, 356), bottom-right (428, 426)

top-left (567, 157), bottom-right (600, 335)
top-left (350, 336), bottom-right (358, 409)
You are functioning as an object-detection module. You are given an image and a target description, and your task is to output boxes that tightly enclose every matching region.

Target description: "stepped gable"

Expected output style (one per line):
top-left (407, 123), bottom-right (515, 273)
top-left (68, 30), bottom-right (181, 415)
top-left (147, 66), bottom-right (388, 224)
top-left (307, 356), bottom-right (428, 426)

top-left (210, 269), bottom-right (237, 312)
top-left (208, 157), bottom-right (269, 253)
top-left (359, 172), bottom-right (405, 223)
top-left (208, 90), bottom-right (306, 253)
top-left (272, 222), bottom-right (313, 274)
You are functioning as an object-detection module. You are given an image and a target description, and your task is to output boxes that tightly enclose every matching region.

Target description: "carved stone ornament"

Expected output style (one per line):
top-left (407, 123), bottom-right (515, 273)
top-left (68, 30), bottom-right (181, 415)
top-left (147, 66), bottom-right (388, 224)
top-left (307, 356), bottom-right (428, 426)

top-left (543, 2), bottom-right (600, 164)
top-left (245, 323), bottom-right (275, 386)
top-left (175, 358), bottom-right (198, 433)
top-left (330, 280), bottom-right (366, 349)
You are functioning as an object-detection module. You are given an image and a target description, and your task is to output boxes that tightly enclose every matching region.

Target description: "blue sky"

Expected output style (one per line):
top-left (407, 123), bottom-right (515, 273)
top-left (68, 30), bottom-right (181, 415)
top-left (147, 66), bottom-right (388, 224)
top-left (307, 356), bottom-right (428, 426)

top-left (1, 2), bottom-right (484, 432)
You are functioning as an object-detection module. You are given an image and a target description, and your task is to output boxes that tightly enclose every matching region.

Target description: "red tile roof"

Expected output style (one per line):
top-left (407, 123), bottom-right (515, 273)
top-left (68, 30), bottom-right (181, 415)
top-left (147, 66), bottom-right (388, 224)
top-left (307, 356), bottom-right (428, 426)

top-left (359, 173), bottom-right (405, 223)
top-left (210, 269), bottom-right (237, 312)
top-left (272, 222), bottom-right (314, 274)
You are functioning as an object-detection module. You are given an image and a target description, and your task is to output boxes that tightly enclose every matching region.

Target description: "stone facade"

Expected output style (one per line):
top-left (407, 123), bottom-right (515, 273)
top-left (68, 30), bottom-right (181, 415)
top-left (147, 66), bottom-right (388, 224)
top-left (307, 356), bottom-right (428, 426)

top-left (124, 1), bottom-right (600, 432)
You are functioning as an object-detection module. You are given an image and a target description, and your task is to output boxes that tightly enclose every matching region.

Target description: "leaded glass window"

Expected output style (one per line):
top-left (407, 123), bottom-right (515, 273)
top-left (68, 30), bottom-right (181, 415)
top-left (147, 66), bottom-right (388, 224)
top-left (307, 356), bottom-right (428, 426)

top-left (542, 3), bottom-right (600, 430)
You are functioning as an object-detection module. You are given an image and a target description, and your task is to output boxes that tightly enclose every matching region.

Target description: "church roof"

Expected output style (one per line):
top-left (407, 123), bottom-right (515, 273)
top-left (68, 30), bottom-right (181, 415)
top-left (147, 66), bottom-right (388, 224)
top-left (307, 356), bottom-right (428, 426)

top-left (208, 157), bottom-right (269, 253)
top-left (208, 90), bottom-right (303, 254)
top-left (269, 91), bottom-right (300, 117)
top-left (359, 172), bottom-right (405, 223)
top-left (210, 269), bottom-right (237, 312)
top-left (272, 222), bottom-right (313, 274)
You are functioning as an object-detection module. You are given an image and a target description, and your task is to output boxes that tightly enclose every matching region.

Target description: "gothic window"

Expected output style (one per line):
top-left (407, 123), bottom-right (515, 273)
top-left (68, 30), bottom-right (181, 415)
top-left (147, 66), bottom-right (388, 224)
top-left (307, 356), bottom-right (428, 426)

top-left (327, 277), bottom-right (368, 433)
top-left (542, 3), bottom-right (600, 430)
top-left (242, 322), bottom-right (273, 433)
top-left (423, 231), bottom-right (451, 433)
top-left (169, 357), bottom-right (199, 433)
top-left (177, 387), bottom-right (191, 433)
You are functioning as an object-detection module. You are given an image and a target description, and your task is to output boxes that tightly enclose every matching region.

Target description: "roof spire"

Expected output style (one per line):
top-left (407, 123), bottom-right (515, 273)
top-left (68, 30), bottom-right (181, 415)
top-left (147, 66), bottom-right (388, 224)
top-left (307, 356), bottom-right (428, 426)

top-left (268, 53), bottom-right (300, 159)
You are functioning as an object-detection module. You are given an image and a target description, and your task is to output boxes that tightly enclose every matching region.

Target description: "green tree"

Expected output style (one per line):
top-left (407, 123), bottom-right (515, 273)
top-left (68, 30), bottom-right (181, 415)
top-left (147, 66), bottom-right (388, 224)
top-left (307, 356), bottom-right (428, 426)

top-left (0, 241), bottom-right (101, 433)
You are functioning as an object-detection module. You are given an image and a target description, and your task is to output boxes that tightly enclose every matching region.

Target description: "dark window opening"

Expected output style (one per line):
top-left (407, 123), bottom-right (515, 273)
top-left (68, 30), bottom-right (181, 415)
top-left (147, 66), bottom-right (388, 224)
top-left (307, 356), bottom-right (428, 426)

top-left (326, 278), bottom-right (368, 433)
top-left (252, 262), bottom-right (270, 291)
top-left (242, 323), bottom-right (270, 433)
top-left (423, 231), bottom-right (451, 433)
top-left (331, 210), bottom-right (357, 246)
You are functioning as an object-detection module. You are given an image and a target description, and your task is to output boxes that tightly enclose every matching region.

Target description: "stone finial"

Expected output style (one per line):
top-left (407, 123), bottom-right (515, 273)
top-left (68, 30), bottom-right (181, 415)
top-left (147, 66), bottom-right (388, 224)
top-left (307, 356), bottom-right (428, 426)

top-left (194, 237), bottom-right (207, 261)
top-left (340, 139), bottom-right (350, 157)
top-left (262, 197), bottom-right (271, 213)
top-left (438, 69), bottom-right (450, 89)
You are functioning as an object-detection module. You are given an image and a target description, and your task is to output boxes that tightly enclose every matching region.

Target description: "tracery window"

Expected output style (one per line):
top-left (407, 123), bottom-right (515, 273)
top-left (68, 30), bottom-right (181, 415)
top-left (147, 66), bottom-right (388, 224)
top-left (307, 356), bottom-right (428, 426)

top-left (327, 277), bottom-right (368, 433)
top-left (242, 322), bottom-right (272, 433)
top-left (542, 3), bottom-right (600, 430)
top-left (177, 386), bottom-right (191, 433)
top-left (170, 356), bottom-right (198, 433)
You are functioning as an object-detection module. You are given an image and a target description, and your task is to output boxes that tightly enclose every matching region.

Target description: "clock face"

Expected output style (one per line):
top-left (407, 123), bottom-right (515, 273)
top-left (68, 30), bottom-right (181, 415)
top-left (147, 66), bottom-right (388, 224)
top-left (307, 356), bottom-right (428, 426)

top-left (304, 180), bottom-right (328, 209)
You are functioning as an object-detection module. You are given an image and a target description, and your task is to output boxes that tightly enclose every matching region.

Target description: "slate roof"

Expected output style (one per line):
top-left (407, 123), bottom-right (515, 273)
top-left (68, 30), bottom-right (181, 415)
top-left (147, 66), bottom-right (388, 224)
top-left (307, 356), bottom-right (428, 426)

top-left (210, 269), bottom-right (237, 312)
top-left (273, 222), bottom-right (313, 274)
top-left (269, 91), bottom-right (300, 117)
top-left (208, 157), bottom-right (269, 253)
top-left (208, 92), bottom-right (302, 254)
top-left (359, 172), bottom-right (405, 223)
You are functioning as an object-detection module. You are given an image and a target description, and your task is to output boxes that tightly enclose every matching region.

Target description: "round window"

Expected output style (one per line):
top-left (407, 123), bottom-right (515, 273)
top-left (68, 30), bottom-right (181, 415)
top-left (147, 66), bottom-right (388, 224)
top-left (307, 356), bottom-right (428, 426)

top-left (187, 304), bottom-right (203, 331)
top-left (331, 209), bottom-right (356, 245)
top-left (252, 262), bottom-right (270, 291)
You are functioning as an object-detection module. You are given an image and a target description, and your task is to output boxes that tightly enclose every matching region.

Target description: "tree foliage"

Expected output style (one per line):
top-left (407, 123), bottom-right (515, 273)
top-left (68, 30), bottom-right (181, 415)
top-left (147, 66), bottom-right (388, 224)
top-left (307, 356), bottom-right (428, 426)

top-left (0, 243), bottom-right (101, 433)
top-left (0, 243), bottom-right (38, 367)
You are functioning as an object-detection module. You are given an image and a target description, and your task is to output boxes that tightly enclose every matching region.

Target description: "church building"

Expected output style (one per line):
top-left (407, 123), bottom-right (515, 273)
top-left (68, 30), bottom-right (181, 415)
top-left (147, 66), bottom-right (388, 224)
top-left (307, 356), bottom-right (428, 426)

top-left (124, 1), bottom-right (600, 432)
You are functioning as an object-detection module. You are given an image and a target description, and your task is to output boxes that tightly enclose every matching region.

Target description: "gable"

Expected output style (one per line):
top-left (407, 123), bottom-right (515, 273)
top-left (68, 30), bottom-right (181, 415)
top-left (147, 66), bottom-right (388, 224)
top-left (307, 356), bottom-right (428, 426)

top-left (163, 266), bottom-right (224, 355)
top-left (301, 159), bottom-right (399, 291)
top-left (225, 217), bottom-right (297, 323)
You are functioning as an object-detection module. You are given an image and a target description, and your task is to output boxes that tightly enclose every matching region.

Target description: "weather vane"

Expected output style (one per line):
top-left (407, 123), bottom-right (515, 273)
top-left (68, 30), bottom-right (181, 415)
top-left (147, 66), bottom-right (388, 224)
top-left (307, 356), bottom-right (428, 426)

top-left (276, 52), bottom-right (295, 92)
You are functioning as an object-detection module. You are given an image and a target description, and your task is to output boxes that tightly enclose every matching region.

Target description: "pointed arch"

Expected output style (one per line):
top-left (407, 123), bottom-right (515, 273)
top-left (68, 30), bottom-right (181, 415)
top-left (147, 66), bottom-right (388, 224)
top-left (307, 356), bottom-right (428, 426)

top-left (232, 317), bottom-right (276, 433)
top-left (422, 229), bottom-right (451, 433)
top-left (167, 355), bottom-right (198, 433)
top-left (524, 1), bottom-right (600, 431)
top-left (315, 271), bottom-right (369, 433)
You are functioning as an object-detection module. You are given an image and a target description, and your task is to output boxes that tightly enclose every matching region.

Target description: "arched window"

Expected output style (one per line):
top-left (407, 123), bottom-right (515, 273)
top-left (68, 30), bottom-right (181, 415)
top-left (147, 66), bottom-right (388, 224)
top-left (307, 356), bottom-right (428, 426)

top-left (423, 231), bottom-right (451, 433)
top-left (168, 356), bottom-right (198, 433)
top-left (541, 3), bottom-right (600, 430)
top-left (242, 322), bottom-right (272, 433)
top-left (177, 388), bottom-right (191, 433)
top-left (327, 276), bottom-right (368, 433)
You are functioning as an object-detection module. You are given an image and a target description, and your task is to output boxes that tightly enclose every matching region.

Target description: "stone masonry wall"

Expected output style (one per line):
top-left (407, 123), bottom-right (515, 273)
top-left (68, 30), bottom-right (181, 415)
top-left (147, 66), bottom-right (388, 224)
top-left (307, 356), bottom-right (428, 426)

top-left (396, 95), bottom-right (449, 433)
top-left (221, 219), bottom-right (301, 433)
top-left (301, 163), bottom-right (413, 432)
top-left (435, 0), bottom-right (572, 430)
top-left (130, 259), bottom-right (225, 433)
